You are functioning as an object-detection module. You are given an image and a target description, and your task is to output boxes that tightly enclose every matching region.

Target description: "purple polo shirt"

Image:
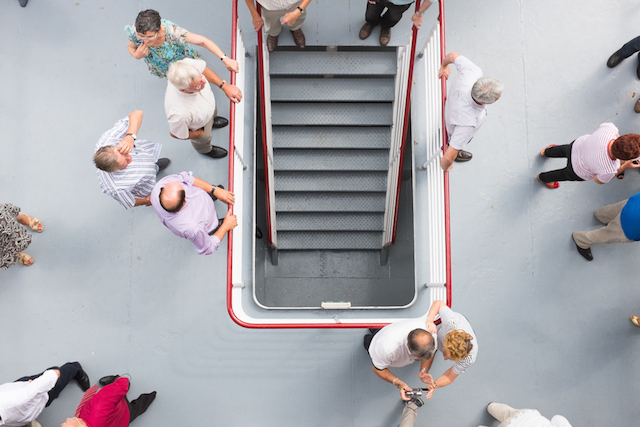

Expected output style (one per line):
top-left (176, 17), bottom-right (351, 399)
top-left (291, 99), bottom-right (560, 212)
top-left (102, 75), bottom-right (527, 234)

top-left (150, 171), bottom-right (221, 255)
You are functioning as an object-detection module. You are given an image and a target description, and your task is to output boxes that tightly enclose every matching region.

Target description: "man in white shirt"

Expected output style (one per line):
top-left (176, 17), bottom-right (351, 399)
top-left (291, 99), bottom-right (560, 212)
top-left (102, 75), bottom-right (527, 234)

top-left (245, 0), bottom-right (310, 52)
top-left (165, 58), bottom-right (242, 159)
top-left (0, 362), bottom-right (90, 427)
top-left (438, 52), bottom-right (504, 172)
top-left (479, 402), bottom-right (572, 427)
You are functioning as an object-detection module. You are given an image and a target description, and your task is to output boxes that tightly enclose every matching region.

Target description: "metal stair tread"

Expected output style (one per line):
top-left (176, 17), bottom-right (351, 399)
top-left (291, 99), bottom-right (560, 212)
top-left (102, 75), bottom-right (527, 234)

top-left (276, 212), bottom-right (384, 231)
top-left (275, 192), bottom-right (386, 212)
top-left (273, 150), bottom-right (389, 171)
top-left (274, 171), bottom-right (387, 191)
top-left (270, 77), bottom-right (395, 102)
top-left (277, 231), bottom-right (382, 250)
top-left (272, 126), bottom-right (391, 149)
top-left (269, 51), bottom-right (397, 76)
top-left (271, 103), bottom-right (393, 126)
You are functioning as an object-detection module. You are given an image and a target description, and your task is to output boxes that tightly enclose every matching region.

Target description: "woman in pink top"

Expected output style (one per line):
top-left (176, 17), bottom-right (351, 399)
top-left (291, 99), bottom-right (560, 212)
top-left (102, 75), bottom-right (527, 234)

top-left (536, 123), bottom-right (640, 189)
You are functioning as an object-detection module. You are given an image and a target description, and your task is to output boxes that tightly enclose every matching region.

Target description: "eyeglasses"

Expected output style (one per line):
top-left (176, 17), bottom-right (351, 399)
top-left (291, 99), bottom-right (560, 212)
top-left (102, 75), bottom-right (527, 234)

top-left (136, 31), bottom-right (158, 41)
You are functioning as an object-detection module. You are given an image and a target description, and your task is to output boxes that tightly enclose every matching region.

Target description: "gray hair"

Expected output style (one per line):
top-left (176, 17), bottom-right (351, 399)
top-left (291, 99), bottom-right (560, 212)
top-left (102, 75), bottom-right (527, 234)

top-left (135, 10), bottom-right (161, 34)
top-left (407, 328), bottom-right (436, 360)
top-left (94, 146), bottom-right (119, 172)
top-left (471, 77), bottom-right (504, 104)
top-left (167, 60), bottom-right (200, 90)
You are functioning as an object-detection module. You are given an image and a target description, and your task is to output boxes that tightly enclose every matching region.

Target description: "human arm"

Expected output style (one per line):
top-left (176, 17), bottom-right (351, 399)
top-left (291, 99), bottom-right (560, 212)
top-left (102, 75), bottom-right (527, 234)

top-left (118, 110), bottom-right (143, 154)
top-left (371, 366), bottom-right (413, 401)
top-left (126, 40), bottom-right (149, 59)
top-left (616, 160), bottom-right (640, 175)
top-left (203, 67), bottom-right (243, 104)
top-left (245, 0), bottom-right (264, 32)
top-left (183, 32), bottom-right (239, 73)
top-left (425, 366), bottom-right (458, 399)
top-left (438, 51), bottom-right (460, 79)
top-left (193, 177), bottom-right (236, 205)
top-left (411, 1), bottom-right (433, 29)
top-left (213, 209), bottom-right (238, 242)
top-left (134, 196), bottom-right (152, 207)
top-left (418, 359), bottom-right (435, 389)
top-left (439, 146), bottom-right (458, 172)
top-left (9, 370), bottom-right (59, 409)
top-left (426, 299), bottom-right (446, 324)
top-left (281, 0), bottom-right (312, 25)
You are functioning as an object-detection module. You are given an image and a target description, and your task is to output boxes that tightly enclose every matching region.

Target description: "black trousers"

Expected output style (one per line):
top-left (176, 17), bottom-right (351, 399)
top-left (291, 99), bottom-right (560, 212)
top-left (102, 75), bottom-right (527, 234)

top-left (539, 142), bottom-right (585, 183)
top-left (15, 362), bottom-right (82, 407)
top-left (363, 328), bottom-right (381, 352)
top-left (365, 0), bottom-right (413, 29)
top-left (619, 35), bottom-right (640, 59)
top-left (127, 392), bottom-right (156, 423)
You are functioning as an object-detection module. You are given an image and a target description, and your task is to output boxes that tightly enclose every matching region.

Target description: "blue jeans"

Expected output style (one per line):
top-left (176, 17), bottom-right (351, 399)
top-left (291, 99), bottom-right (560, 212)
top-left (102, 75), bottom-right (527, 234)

top-left (619, 35), bottom-right (640, 59)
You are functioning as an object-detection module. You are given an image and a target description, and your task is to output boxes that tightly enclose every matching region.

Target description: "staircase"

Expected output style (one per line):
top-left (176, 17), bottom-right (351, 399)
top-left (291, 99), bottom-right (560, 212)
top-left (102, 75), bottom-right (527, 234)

top-left (270, 47), bottom-right (396, 255)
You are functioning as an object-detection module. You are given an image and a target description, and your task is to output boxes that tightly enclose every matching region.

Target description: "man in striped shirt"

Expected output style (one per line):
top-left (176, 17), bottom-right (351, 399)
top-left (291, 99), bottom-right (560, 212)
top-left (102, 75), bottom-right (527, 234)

top-left (94, 111), bottom-right (170, 209)
top-left (537, 123), bottom-right (640, 188)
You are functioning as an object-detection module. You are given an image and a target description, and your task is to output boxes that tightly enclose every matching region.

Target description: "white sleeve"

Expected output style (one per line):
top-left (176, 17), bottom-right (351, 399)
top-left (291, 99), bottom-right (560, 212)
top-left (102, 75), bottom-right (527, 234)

top-left (551, 415), bottom-right (572, 427)
top-left (11, 370), bottom-right (58, 405)
top-left (447, 125), bottom-right (476, 150)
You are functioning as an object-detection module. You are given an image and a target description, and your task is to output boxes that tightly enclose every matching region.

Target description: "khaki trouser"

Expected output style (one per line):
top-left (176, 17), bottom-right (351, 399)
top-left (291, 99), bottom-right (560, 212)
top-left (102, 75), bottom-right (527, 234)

top-left (190, 106), bottom-right (218, 154)
top-left (261, 0), bottom-right (306, 36)
top-left (398, 402), bottom-right (418, 427)
top-left (573, 200), bottom-right (633, 249)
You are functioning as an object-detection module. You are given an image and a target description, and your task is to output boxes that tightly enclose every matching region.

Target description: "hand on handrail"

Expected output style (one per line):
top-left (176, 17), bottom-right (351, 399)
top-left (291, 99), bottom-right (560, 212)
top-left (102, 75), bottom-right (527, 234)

top-left (223, 84), bottom-right (243, 104)
top-left (252, 15), bottom-right (264, 32)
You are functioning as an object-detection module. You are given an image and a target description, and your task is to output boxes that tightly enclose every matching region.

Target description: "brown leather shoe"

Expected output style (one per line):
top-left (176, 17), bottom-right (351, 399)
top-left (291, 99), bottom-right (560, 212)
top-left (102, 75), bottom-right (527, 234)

top-left (634, 98), bottom-right (640, 113)
top-left (267, 35), bottom-right (278, 52)
top-left (291, 29), bottom-right (305, 49)
top-left (379, 27), bottom-right (391, 46)
top-left (454, 149), bottom-right (473, 162)
top-left (359, 23), bottom-right (374, 40)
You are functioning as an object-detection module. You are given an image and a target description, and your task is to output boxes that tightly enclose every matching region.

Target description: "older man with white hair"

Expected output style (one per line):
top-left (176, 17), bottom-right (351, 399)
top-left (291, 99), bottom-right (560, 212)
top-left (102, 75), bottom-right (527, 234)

top-left (165, 58), bottom-right (242, 159)
top-left (438, 52), bottom-right (504, 171)
top-left (150, 171), bottom-right (237, 255)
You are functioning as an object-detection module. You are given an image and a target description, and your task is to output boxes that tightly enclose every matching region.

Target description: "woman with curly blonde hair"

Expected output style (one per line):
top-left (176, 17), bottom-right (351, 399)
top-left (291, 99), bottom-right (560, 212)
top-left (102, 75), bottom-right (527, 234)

top-left (418, 300), bottom-right (478, 399)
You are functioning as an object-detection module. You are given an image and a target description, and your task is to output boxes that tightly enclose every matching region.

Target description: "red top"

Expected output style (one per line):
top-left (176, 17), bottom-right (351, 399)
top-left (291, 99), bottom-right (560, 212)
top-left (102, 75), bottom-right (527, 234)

top-left (76, 378), bottom-right (130, 427)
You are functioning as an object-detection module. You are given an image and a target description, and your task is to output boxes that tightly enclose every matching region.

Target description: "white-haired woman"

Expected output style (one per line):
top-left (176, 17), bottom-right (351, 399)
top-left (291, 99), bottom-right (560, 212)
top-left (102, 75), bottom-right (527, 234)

top-left (125, 9), bottom-right (239, 79)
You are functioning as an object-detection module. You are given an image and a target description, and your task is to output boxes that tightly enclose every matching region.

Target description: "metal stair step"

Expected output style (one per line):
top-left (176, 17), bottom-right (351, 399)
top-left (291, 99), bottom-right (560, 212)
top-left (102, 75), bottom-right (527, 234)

top-left (275, 192), bottom-right (385, 212)
top-left (277, 212), bottom-right (384, 231)
top-left (270, 51), bottom-right (397, 76)
top-left (272, 126), bottom-right (391, 149)
top-left (273, 150), bottom-right (388, 171)
top-left (270, 77), bottom-right (395, 102)
top-left (274, 171), bottom-right (387, 192)
top-left (277, 231), bottom-right (382, 250)
top-left (271, 103), bottom-right (393, 126)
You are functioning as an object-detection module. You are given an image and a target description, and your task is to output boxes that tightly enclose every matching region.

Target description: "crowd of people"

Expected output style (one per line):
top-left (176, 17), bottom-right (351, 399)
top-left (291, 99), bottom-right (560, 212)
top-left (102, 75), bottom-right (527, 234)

top-left (4, 1), bottom-right (639, 426)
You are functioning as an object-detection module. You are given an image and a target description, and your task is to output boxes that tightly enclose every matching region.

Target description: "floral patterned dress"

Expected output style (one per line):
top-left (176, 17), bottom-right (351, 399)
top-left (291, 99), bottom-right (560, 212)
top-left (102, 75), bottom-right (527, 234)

top-left (0, 204), bottom-right (31, 270)
top-left (125, 19), bottom-right (201, 78)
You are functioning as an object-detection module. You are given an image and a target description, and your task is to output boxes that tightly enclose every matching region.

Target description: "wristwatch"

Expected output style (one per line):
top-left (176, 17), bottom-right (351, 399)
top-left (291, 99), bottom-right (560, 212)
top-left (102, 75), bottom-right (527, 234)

top-left (125, 133), bottom-right (137, 140)
top-left (297, 6), bottom-right (304, 12)
top-left (219, 80), bottom-right (227, 89)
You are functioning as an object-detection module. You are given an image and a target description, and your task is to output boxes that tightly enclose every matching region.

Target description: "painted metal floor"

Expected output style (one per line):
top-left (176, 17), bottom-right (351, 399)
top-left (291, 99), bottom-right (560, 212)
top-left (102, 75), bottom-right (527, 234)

top-left (1, 1), bottom-right (640, 426)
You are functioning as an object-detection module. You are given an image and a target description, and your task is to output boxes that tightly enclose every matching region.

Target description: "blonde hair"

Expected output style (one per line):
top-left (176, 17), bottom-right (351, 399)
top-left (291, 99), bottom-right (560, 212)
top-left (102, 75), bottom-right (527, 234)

top-left (444, 330), bottom-right (473, 362)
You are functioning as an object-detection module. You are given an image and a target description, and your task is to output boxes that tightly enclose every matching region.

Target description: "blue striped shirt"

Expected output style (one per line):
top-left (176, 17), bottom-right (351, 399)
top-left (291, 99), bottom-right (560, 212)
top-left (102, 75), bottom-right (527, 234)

top-left (95, 117), bottom-right (162, 209)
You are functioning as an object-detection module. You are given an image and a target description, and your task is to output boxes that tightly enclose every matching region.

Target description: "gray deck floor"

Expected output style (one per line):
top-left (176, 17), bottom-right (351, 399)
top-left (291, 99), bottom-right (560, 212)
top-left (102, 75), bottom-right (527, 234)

top-left (2, 1), bottom-right (640, 426)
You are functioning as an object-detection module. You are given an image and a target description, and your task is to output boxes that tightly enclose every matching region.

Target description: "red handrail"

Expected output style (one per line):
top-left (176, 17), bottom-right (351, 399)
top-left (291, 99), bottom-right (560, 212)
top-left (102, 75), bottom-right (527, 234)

top-left (438, 0), bottom-right (452, 308)
top-left (227, 0), bottom-right (450, 327)
top-left (388, 0), bottom-right (421, 246)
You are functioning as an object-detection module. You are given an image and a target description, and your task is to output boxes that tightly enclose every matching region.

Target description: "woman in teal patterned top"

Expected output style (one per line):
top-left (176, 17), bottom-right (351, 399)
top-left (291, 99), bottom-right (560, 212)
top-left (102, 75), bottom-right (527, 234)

top-left (125, 9), bottom-right (239, 78)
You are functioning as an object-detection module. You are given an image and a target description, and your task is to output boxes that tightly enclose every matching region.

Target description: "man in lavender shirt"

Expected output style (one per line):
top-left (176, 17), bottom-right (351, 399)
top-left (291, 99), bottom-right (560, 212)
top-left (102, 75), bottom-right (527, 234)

top-left (150, 171), bottom-right (237, 255)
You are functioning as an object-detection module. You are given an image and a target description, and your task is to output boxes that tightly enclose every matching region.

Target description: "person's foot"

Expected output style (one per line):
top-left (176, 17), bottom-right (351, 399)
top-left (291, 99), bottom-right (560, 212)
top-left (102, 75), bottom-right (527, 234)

top-left (607, 49), bottom-right (623, 68)
top-left (540, 144), bottom-right (556, 156)
top-left (213, 117), bottom-right (229, 128)
top-left (454, 150), bottom-right (472, 162)
top-left (155, 158), bottom-right (171, 172)
top-left (291, 29), bottom-right (305, 49)
top-left (98, 375), bottom-right (120, 386)
top-left (22, 215), bottom-right (43, 232)
top-left (630, 315), bottom-right (640, 327)
top-left (19, 0), bottom-right (28, 7)
top-left (537, 174), bottom-right (559, 189)
top-left (571, 233), bottom-right (593, 261)
top-left (18, 252), bottom-right (34, 266)
top-left (359, 23), bottom-right (374, 40)
top-left (379, 27), bottom-right (391, 46)
top-left (267, 35), bottom-right (278, 52)
top-left (29, 421), bottom-right (42, 427)
top-left (74, 364), bottom-right (91, 391)
top-left (203, 146), bottom-right (228, 159)
top-left (634, 99), bottom-right (640, 114)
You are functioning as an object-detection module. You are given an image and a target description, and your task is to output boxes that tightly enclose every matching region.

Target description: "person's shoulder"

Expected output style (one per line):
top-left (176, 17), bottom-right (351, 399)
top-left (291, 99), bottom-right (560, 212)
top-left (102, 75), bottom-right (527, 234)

top-left (181, 57), bottom-right (207, 71)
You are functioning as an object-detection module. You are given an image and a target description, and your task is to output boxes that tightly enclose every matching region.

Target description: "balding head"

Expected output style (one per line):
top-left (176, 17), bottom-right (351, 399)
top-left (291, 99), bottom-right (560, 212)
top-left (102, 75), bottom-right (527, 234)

top-left (159, 181), bottom-right (186, 213)
top-left (407, 328), bottom-right (436, 360)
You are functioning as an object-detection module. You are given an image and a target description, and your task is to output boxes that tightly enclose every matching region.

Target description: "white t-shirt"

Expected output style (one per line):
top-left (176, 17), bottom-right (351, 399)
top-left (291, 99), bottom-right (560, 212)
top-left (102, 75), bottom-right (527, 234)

top-left (507, 410), bottom-right (572, 427)
top-left (436, 306), bottom-right (478, 375)
top-left (368, 316), bottom-right (436, 370)
top-left (444, 56), bottom-right (487, 150)
top-left (164, 58), bottom-right (216, 139)
top-left (570, 122), bottom-right (620, 183)
top-left (0, 370), bottom-right (57, 427)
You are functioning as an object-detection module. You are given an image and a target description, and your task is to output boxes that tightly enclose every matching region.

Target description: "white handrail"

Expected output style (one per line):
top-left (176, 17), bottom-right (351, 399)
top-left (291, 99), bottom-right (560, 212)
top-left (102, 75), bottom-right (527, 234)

top-left (382, 33), bottom-right (414, 247)
top-left (259, 30), bottom-right (278, 248)
top-left (418, 22), bottom-right (447, 305)
top-left (231, 22), bottom-right (248, 289)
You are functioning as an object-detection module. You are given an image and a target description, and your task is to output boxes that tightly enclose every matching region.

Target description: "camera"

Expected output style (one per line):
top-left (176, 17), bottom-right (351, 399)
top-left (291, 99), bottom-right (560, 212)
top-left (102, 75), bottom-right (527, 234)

top-left (405, 388), bottom-right (429, 398)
